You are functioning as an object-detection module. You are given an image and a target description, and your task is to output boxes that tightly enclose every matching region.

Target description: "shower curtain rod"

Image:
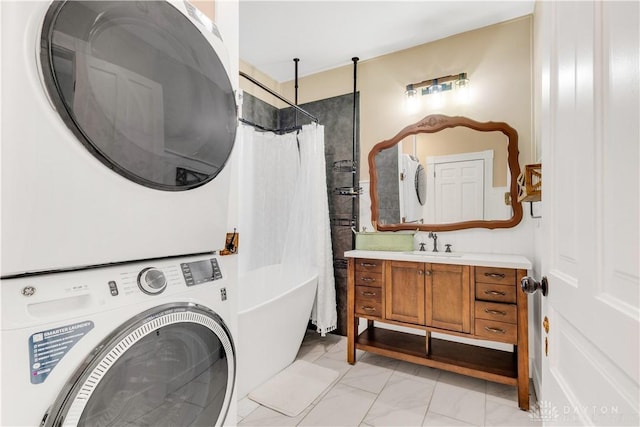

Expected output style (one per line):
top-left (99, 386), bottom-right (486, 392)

top-left (238, 117), bottom-right (302, 135)
top-left (239, 71), bottom-right (319, 124)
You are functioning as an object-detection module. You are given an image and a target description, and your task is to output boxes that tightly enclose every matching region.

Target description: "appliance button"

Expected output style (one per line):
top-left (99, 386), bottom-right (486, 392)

top-left (108, 281), bottom-right (119, 296)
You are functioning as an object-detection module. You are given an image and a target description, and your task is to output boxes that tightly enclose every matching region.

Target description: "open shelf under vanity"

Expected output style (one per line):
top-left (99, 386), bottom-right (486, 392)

top-left (355, 326), bottom-right (518, 385)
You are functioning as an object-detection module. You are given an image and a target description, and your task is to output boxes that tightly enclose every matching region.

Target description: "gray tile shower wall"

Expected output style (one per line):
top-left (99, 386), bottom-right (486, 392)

top-left (242, 92), bottom-right (360, 336)
top-left (374, 145), bottom-right (401, 225)
top-left (241, 93), bottom-right (279, 130)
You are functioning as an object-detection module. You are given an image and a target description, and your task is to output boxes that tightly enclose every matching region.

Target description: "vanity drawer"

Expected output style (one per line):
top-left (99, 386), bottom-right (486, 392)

top-left (475, 319), bottom-right (517, 344)
top-left (355, 299), bottom-right (383, 318)
top-left (475, 283), bottom-right (516, 303)
top-left (355, 285), bottom-right (382, 303)
top-left (355, 271), bottom-right (383, 288)
top-left (475, 301), bottom-right (517, 324)
top-left (475, 266), bottom-right (516, 285)
top-left (355, 259), bottom-right (383, 274)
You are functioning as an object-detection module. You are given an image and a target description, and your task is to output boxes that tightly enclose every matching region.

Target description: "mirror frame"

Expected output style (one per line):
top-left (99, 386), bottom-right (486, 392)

top-left (368, 114), bottom-right (523, 232)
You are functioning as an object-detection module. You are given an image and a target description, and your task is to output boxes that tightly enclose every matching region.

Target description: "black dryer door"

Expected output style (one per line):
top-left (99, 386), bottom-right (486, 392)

top-left (40, 1), bottom-right (237, 191)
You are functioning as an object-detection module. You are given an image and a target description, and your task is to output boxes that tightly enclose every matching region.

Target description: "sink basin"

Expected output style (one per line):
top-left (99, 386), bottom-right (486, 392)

top-left (406, 251), bottom-right (463, 258)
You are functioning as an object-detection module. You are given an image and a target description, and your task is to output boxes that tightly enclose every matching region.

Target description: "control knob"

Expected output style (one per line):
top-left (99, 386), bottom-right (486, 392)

top-left (138, 267), bottom-right (167, 295)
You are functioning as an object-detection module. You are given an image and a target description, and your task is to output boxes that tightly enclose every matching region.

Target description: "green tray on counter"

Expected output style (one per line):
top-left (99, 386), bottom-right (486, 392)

top-left (354, 232), bottom-right (414, 252)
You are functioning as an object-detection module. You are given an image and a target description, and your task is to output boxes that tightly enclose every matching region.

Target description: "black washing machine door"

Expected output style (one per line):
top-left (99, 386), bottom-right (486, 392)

top-left (40, 1), bottom-right (237, 191)
top-left (42, 303), bottom-right (235, 427)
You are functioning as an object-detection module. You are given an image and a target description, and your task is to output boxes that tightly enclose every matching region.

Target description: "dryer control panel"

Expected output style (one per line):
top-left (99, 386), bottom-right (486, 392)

top-left (180, 258), bottom-right (222, 286)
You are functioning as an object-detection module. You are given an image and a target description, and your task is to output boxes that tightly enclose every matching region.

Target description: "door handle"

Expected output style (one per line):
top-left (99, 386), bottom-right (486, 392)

top-left (521, 276), bottom-right (548, 296)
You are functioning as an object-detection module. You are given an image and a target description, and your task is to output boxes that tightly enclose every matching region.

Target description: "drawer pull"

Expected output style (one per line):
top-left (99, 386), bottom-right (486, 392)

top-left (484, 308), bottom-right (507, 316)
top-left (484, 290), bottom-right (507, 296)
top-left (361, 306), bottom-right (377, 312)
top-left (360, 277), bottom-right (376, 283)
top-left (485, 272), bottom-right (506, 279)
top-left (484, 326), bottom-right (506, 334)
top-left (361, 291), bottom-right (377, 297)
top-left (360, 262), bottom-right (378, 268)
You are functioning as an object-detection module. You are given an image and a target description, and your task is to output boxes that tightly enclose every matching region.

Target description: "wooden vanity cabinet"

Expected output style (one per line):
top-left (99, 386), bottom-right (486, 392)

top-left (385, 261), bottom-right (425, 325)
top-left (347, 257), bottom-right (529, 411)
top-left (426, 263), bottom-right (471, 333)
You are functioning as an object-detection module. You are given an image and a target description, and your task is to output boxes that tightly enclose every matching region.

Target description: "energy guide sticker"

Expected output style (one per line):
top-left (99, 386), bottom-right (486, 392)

top-left (29, 321), bottom-right (94, 384)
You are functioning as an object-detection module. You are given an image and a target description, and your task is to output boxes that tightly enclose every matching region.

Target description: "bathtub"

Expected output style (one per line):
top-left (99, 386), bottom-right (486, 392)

top-left (237, 264), bottom-right (318, 397)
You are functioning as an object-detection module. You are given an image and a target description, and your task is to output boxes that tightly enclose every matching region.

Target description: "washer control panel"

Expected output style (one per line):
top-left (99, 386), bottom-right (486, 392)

top-left (104, 256), bottom-right (224, 297)
top-left (137, 267), bottom-right (168, 295)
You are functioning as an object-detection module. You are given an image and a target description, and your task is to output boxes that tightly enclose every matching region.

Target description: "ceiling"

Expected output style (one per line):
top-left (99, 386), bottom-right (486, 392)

top-left (239, 0), bottom-right (535, 83)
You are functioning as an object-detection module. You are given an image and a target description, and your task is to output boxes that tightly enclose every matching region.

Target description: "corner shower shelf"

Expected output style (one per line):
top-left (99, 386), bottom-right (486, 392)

top-left (335, 186), bottom-right (362, 197)
top-left (333, 160), bottom-right (357, 173)
top-left (331, 215), bottom-right (357, 227)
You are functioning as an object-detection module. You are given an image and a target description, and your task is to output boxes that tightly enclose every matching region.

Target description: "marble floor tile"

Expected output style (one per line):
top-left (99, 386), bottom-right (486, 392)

top-left (485, 382), bottom-right (520, 408)
top-left (485, 399), bottom-right (542, 427)
top-left (436, 371), bottom-right (487, 392)
top-left (338, 354), bottom-right (397, 394)
top-left (422, 411), bottom-right (477, 426)
top-left (322, 336), bottom-right (366, 362)
top-left (428, 375), bottom-right (486, 426)
top-left (295, 331), bottom-right (343, 362)
top-left (362, 373), bottom-right (435, 427)
top-left (393, 360), bottom-right (441, 383)
top-left (297, 383), bottom-right (378, 427)
top-left (359, 352), bottom-right (400, 370)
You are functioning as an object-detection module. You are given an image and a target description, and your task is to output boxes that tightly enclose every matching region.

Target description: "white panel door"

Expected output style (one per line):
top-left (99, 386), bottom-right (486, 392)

top-left (435, 160), bottom-right (484, 223)
top-left (74, 53), bottom-right (165, 182)
top-left (537, 1), bottom-right (639, 425)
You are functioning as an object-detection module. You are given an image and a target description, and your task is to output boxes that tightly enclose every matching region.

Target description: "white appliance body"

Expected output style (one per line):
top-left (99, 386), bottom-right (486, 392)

top-left (0, 253), bottom-right (237, 427)
top-left (1, 1), bottom-right (238, 276)
top-left (401, 154), bottom-right (425, 224)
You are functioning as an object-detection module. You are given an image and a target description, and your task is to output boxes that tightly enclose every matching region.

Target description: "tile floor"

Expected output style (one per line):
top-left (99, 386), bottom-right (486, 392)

top-left (238, 331), bottom-right (542, 427)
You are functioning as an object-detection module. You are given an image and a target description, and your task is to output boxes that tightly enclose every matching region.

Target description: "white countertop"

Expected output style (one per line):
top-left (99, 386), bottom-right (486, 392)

top-left (344, 250), bottom-right (532, 270)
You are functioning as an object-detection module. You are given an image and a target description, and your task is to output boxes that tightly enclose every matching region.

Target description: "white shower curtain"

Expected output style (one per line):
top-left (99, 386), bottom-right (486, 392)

top-left (238, 126), bottom-right (299, 272)
top-left (239, 124), bottom-right (337, 335)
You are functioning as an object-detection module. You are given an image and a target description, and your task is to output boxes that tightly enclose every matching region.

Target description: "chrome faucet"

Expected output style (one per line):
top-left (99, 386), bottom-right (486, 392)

top-left (428, 232), bottom-right (438, 252)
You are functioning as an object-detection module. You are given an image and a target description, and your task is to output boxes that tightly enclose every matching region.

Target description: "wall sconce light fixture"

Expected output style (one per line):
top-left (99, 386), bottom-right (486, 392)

top-left (404, 72), bottom-right (470, 110)
top-left (404, 85), bottom-right (419, 113)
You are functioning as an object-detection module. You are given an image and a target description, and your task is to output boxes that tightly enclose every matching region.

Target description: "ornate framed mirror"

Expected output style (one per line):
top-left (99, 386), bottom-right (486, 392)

top-left (369, 114), bottom-right (523, 232)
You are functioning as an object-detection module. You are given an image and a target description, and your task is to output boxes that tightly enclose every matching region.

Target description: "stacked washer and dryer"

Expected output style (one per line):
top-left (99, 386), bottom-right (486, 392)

top-left (1, 1), bottom-right (239, 425)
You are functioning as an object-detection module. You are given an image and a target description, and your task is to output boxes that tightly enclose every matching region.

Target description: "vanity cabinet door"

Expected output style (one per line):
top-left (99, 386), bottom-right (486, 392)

top-left (384, 261), bottom-right (425, 325)
top-left (425, 264), bottom-right (471, 333)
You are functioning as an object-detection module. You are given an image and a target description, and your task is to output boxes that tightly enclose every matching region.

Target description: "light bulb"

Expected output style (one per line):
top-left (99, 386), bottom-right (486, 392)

top-left (429, 84), bottom-right (443, 109)
top-left (405, 88), bottom-right (419, 113)
top-left (455, 74), bottom-right (470, 104)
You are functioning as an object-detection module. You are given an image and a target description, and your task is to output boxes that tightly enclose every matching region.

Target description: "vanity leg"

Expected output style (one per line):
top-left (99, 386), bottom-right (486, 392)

top-left (425, 331), bottom-right (431, 355)
top-left (347, 258), bottom-right (356, 364)
top-left (367, 320), bottom-right (374, 329)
